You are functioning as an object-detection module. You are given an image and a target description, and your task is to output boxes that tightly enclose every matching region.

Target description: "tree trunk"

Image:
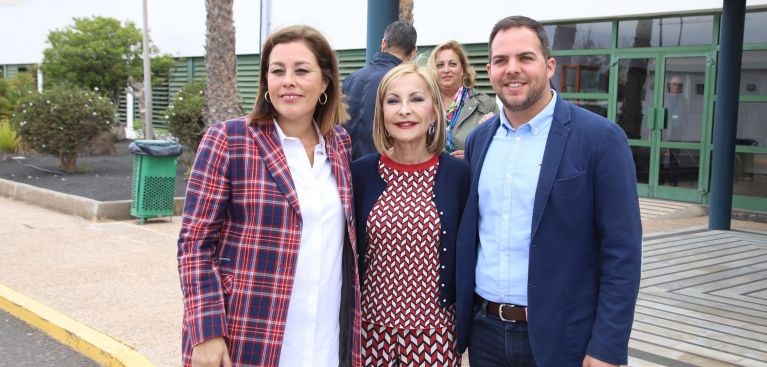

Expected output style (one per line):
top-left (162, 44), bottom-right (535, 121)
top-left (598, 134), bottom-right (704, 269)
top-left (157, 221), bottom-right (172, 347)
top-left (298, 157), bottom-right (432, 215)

top-left (399, 0), bottom-right (414, 23)
top-left (60, 153), bottom-right (77, 173)
top-left (205, 0), bottom-right (242, 126)
top-left (127, 76), bottom-right (146, 125)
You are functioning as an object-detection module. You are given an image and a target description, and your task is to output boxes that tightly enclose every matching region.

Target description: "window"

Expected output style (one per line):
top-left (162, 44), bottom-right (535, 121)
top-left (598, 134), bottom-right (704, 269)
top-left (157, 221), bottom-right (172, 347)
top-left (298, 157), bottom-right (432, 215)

top-left (618, 16), bottom-right (714, 48)
top-left (744, 11), bottom-right (767, 44)
top-left (544, 22), bottom-right (612, 50)
top-left (553, 55), bottom-right (610, 93)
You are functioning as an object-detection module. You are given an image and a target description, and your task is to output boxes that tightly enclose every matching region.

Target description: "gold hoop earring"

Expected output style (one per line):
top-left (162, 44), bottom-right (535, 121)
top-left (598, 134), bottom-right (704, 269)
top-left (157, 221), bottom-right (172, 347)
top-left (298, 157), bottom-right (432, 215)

top-left (264, 91), bottom-right (272, 104)
top-left (318, 92), bottom-right (328, 105)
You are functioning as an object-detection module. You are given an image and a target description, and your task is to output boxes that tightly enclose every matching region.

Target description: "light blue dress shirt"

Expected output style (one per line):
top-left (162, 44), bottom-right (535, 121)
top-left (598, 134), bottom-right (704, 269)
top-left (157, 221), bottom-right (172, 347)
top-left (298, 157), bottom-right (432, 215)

top-left (475, 91), bottom-right (557, 306)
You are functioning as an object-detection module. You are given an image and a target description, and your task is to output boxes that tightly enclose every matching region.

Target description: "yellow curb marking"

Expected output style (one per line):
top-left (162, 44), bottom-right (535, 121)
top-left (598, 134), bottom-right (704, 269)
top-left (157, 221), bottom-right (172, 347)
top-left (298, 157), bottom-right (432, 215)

top-left (0, 284), bottom-right (153, 367)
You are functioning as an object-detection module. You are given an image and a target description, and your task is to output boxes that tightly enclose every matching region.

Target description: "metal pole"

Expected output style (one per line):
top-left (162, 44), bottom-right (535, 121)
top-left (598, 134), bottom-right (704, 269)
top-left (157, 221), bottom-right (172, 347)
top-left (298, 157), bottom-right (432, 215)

top-left (709, 0), bottom-right (746, 230)
top-left (36, 68), bottom-right (43, 92)
top-left (259, 0), bottom-right (271, 51)
top-left (366, 0), bottom-right (399, 63)
top-left (142, 0), bottom-right (154, 140)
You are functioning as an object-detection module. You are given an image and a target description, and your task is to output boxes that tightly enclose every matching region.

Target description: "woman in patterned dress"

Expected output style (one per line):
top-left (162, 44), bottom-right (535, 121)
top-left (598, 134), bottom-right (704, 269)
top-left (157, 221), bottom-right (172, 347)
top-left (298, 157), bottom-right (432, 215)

top-left (351, 62), bottom-right (470, 366)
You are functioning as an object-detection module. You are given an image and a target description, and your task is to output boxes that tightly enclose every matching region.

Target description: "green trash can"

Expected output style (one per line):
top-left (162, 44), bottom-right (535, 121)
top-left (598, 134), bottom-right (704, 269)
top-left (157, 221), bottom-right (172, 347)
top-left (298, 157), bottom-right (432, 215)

top-left (129, 140), bottom-right (183, 224)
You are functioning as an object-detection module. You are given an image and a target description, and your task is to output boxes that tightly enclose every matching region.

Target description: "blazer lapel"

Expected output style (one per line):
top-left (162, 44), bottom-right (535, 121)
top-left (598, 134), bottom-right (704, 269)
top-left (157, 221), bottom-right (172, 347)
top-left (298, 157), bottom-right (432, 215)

top-left (470, 116), bottom-right (501, 189)
top-left (325, 130), bottom-right (354, 225)
top-left (531, 97), bottom-right (571, 239)
top-left (249, 121), bottom-right (302, 217)
top-left (455, 96), bottom-right (480, 129)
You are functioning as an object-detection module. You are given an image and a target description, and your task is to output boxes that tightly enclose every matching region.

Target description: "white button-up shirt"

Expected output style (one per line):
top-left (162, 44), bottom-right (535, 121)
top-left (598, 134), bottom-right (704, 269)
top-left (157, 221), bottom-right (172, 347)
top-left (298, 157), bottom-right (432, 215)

top-left (275, 120), bottom-right (345, 367)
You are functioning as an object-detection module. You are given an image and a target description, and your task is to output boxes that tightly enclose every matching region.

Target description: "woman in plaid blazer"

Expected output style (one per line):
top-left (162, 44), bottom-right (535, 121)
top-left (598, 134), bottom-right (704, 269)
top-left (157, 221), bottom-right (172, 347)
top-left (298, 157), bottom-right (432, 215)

top-left (178, 25), bottom-right (361, 367)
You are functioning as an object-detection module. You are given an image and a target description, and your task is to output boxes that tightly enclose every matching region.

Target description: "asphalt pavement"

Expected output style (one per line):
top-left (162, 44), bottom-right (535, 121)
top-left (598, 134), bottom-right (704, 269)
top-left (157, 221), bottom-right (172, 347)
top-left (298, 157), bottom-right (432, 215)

top-left (0, 309), bottom-right (98, 367)
top-left (0, 189), bottom-right (766, 366)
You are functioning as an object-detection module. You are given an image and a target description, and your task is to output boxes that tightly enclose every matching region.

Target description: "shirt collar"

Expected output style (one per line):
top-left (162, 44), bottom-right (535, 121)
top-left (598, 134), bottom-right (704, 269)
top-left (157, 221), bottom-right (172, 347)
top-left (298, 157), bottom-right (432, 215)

top-left (273, 119), bottom-right (326, 150)
top-left (498, 90), bottom-right (558, 136)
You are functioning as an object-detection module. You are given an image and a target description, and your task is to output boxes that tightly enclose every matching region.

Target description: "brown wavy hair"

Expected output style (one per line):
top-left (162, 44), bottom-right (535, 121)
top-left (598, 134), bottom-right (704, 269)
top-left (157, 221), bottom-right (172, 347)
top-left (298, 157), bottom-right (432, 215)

top-left (248, 25), bottom-right (348, 135)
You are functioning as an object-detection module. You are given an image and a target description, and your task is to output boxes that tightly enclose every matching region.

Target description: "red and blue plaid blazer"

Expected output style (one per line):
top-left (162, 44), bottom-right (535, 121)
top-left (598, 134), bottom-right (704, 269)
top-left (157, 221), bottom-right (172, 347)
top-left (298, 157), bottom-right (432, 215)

top-left (178, 117), bottom-right (361, 367)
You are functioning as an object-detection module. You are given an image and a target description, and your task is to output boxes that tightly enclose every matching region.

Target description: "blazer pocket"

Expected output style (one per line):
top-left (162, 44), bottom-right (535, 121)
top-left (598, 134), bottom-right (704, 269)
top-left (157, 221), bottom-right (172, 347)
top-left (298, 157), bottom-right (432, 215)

top-left (552, 171), bottom-right (587, 193)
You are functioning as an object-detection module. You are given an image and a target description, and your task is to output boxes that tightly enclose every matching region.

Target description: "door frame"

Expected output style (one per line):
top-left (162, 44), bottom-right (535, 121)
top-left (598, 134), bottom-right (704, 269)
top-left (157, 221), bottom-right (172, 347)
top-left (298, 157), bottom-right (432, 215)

top-left (609, 49), bottom-right (716, 203)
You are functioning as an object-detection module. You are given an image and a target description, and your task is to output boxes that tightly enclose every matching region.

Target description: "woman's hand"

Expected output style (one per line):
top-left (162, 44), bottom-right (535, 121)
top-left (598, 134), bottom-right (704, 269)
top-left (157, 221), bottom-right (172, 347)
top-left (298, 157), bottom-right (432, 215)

top-left (479, 112), bottom-right (495, 123)
top-left (192, 337), bottom-right (232, 367)
top-left (450, 150), bottom-right (465, 159)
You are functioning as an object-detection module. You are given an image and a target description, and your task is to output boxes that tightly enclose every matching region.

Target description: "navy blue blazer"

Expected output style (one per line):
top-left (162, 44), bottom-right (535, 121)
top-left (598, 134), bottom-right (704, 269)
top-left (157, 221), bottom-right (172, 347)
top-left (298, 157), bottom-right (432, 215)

top-left (455, 96), bottom-right (642, 366)
top-left (352, 152), bottom-right (470, 308)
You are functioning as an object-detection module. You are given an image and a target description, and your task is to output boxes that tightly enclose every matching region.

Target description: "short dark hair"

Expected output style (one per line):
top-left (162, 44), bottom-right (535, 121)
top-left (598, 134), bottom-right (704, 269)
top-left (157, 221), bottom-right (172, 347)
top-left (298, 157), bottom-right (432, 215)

top-left (382, 21), bottom-right (417, 55)
top-left (488, 16), bottom-right (551, 60)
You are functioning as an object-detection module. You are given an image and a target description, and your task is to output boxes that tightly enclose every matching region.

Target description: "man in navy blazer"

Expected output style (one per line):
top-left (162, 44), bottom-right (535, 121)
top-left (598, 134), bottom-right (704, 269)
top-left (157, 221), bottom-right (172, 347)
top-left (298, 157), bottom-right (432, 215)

top-left (455, 16), bottom-right (642, 367)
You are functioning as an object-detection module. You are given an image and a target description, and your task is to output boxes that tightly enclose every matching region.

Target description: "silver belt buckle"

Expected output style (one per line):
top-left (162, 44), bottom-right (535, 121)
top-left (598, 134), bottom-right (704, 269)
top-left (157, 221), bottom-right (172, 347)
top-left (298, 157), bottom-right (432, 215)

top-left (498, 303), bottom-right (516, 323)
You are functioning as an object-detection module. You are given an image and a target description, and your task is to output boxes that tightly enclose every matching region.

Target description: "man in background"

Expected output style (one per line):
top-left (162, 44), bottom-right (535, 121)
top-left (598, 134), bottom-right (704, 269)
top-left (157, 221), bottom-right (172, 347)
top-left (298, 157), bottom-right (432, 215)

top-left (342, 20), bottom-right (417, 159)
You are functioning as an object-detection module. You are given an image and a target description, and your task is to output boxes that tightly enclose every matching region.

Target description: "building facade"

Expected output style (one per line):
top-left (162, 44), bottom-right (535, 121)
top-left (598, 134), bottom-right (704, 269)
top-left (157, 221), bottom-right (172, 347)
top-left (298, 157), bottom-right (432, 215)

top-left (2, 2), bottom-right (766, 212)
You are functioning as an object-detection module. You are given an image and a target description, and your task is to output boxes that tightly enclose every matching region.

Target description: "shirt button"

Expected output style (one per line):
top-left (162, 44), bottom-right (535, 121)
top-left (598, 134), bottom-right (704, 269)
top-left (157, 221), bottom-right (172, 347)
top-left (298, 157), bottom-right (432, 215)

top-left (515, 137), bottom-right (521, 142)
top-left (440, 211), bottom-right (444, 215)
top-left (443, 247), bottom-right (447, 252)
top-left (442, 230), bottom-right (447, 234)
top-left (441, 283), bottom-right (445, 287)
top-left (443, 298), bottom-right (447, 302)
top-left (441, 265), bottom-right (446, 269)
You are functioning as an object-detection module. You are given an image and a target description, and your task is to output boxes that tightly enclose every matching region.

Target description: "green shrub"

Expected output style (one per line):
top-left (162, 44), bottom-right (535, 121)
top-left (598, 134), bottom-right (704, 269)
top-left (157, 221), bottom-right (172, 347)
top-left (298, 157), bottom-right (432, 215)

top-left (0, 73), bottom-right (36, 120)
top-left (12, 86), bottom-right (115, 172)
top-left (0, 118), bottom-right (20, 153)
top-left (165, 81), bottom-right (207, 156)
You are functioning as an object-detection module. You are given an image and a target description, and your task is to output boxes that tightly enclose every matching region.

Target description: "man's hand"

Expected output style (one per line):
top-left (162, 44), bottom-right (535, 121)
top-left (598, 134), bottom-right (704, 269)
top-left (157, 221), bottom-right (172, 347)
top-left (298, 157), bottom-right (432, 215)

top-left (192, 337), bottom-right (232, 367)
top-left (583, 354), bottom-right (618, 367)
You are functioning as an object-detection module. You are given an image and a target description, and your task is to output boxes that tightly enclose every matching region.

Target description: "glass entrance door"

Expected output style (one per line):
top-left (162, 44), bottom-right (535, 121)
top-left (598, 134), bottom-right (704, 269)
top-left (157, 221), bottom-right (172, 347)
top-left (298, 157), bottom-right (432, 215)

top-left (614, 53), bottom-right (711, 201)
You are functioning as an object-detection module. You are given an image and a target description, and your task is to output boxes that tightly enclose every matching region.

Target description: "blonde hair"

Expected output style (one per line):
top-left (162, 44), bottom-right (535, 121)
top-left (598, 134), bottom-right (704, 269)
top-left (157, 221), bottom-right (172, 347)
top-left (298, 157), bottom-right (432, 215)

top-left (372, 63), bottom-right (447, 155)
top-left (248, 25), bottom-right (348, 135)
top-left (427, 40), bottom-right (476, 88)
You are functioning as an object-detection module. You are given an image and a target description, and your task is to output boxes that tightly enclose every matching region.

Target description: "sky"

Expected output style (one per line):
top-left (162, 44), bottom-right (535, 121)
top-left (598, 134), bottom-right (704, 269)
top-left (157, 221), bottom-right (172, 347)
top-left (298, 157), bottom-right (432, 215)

top-left (0, 0), bottom-right (263, 64)
top-left (2, 0), bottom-right (765, 65)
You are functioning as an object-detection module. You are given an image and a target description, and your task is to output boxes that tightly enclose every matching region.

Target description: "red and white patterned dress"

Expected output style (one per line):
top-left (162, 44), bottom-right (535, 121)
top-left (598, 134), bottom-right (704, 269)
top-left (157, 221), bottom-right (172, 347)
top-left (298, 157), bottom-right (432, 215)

top-left (361, 154), bottom-right (460, 366)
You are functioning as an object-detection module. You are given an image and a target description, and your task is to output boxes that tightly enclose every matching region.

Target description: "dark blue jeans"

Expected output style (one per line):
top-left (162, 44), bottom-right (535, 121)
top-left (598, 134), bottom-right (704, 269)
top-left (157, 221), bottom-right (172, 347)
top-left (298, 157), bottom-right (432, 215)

top-left (468, 301), bottom-right (537, 367)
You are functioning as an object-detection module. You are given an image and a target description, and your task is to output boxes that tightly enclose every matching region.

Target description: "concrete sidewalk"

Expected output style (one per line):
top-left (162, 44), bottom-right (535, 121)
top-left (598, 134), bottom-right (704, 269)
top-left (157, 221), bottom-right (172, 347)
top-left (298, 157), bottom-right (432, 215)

top-left (0, 195), bottom-right (765, 366)
top-left (0, 197), bottom-right (182, 367)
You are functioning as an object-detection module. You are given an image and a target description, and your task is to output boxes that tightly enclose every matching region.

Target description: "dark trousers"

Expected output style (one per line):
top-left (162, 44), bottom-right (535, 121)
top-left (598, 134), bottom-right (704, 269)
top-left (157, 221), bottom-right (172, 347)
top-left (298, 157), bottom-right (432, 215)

top-left (468, 301), bottom-right (537, 367)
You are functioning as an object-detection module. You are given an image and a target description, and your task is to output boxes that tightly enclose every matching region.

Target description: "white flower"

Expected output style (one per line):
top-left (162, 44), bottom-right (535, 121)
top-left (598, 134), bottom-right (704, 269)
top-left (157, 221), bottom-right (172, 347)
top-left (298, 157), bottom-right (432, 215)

top-left (92, 112), bottom-right (97, 116)
top-left (94, 87), bottom-right (99, 91)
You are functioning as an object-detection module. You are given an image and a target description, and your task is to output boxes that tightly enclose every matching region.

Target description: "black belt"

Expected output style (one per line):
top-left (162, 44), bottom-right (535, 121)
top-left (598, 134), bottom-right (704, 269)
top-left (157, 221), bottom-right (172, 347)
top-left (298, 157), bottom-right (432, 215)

top-left (475, 294), bottom-right (527, 322)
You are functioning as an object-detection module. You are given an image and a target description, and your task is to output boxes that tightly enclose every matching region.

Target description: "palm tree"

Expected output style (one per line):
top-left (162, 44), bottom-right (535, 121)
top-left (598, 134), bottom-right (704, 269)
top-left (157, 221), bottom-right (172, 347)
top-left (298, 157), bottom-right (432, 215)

top-left (399, 0), bottom-right (414, 23)
top-left (204, 0), bottom-right (242, 125)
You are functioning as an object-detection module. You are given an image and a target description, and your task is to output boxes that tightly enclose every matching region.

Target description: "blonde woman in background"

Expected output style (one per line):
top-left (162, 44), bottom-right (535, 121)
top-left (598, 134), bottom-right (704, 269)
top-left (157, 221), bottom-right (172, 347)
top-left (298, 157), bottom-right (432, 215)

top-left (428, 40), bottom-right (498, 159)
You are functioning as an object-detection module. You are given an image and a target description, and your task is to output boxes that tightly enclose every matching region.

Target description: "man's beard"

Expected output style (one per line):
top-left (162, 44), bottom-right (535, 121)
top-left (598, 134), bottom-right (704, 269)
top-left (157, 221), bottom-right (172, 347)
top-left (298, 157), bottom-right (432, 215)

top-left (502, 79), bottom-right (548, 113)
